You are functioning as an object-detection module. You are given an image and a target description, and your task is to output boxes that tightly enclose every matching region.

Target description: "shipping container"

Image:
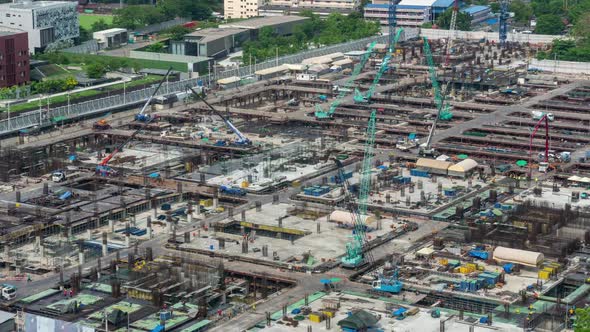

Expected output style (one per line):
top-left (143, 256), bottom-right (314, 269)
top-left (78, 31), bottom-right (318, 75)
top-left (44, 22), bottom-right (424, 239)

top-left (410, 169), bottom-right (430, 177)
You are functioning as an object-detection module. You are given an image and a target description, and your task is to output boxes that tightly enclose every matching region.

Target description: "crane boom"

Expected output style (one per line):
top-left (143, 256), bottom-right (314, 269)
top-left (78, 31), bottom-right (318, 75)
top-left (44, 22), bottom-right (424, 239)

top-left (188, 86), bottom-right (251, 145)
top-left (338, 110), bottom-right (377, 268)
top-left (354, 28), bottom-right (404, 104)
top-left (97, 104), bottom-right (160, 174)
top-left (444, 0), bottom-right (459, 66)
top-left (136, 67), bottom-right (173, 121)
top-left (421, 37), bottom-right (452, 155)
top-left (314, 42), bottom-right (377, 119)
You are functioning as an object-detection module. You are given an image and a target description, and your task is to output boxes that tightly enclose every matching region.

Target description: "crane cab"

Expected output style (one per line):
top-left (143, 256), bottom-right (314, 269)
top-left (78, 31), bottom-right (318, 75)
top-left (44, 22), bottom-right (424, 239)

top-left (539, 162), bottom-right (549, 173)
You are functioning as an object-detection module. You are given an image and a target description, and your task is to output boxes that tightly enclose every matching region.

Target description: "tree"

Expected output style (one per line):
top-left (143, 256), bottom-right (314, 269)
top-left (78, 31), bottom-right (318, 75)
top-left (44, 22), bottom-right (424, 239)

top-left (490, 2), bottom-right (500, 13)
top-left (436, 8), bottom-right (471, 31)
top-left (535, 14), bottom-right (565, 34)
top-left (112, 5), bottom-right (166, 29)
top-left (158, 0), bottom-right (212, 20)
top-left (79, 26), bottom-right (92, 42)
top-left (144, 42), bottom-right (165, 53)
top-left (86, 63), bottom-right (107, 79)
top-left (510, 0), bottom-right (533, 24)
top-left (91, 19), bottom-right (110, 32)
top-left (61, 77), bottom-right (78, 91)
top-left (575, 307), bottom-right (590, 331)
top-left (573, 12), bottom-right (590, 43)
top-left (167, 25), bottom-right (191, 41)
top-left (531, 0), bottom-right (564, 16)
top-left (568, 0), bottom-right (590, 25)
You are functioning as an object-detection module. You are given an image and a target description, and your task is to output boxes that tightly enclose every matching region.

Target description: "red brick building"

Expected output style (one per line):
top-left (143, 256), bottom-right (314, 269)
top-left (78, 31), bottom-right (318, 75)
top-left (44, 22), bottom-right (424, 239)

top-left (0, 31), bottom-right (29, 88)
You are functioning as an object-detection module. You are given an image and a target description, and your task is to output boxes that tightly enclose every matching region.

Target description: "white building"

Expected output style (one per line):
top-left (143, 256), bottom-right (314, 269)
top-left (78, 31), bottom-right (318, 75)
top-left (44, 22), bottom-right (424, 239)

top-left (0, 1), bottom-right (78, 54)
top-left (395, 0), bottom-right (434, 27)
top-left (224, 0), bottom-right (264, 19)
top-left (93, 28), bottom-right (128, 50)
top-left (260, 0), bottom-right (359, 17)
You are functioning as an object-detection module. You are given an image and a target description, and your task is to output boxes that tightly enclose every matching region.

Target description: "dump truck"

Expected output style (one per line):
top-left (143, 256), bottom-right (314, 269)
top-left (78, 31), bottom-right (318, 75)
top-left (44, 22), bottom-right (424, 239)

top-left (1, 284), bottom-right (16, 300)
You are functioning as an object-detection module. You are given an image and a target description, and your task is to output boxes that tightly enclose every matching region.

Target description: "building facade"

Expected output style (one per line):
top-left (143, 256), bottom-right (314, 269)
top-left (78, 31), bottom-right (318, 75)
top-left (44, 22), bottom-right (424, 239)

top-left (0, 1), bottom-right (78, 54)
top-left (224, 0), bottom-right (263, 19)
top-left (0, 31), bottom-right (29, 88)
top-left (364, 0), bottom-right (454, 26)
top-left (461, 5), bottom-right (491, 25)
top-left (260, 0), bottom-right (359, 17)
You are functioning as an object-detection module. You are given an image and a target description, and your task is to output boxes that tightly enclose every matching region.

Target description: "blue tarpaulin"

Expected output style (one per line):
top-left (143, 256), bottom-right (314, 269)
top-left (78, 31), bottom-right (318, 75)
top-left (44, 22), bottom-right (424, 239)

top-left (503, 263), bottom-right (514, 273)
top-left (393, 308), bottom-right (407, 317)
top-left (148, 172), bottom-right (160, 178)
top-left (59, 191), bottom-right (72, 200)
top-left (68, 155), bottom-right (77, 161)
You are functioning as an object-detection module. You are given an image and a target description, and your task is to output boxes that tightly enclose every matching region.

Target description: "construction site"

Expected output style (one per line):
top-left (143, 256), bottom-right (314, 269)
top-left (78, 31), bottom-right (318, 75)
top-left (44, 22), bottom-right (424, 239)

top-left (0, 17), bottom-right (589, 332)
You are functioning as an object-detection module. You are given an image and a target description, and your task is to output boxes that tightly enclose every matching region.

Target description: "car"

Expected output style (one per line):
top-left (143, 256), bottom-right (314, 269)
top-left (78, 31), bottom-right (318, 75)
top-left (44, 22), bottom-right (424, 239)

top-left (252, 248), bottom-right (261, 253)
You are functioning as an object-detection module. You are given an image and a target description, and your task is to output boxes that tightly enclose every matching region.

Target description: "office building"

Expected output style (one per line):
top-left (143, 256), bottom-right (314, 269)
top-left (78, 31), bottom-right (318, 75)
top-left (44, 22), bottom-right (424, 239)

top-left (0, 31), bottom-right (29, 88)
top-left (0, 1), bottom-right (78, 54)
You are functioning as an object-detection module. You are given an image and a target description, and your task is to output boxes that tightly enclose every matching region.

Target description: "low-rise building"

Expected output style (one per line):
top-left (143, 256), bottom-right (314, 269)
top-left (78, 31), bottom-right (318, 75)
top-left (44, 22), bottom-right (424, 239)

top-left (93, 28), bottom-right (127, 50)
top-left (364, 3), bottom-right (391, 25)
top-left (461, 5), bottom-right (491, 25)
top-left (178, 28), bottom-right (249, 59)
top-left (219, 16), bottom-right (309, 37)
top-left (0, 31), bottom-right (29, 88)
top-left (365, 0), bottom-right (454, 26)
top-left (0, 1), bottom-right (78, 54)
top-left (396, 0), bottom-right (434, 27)
top-left (172, 16), bottom-right (308, 59)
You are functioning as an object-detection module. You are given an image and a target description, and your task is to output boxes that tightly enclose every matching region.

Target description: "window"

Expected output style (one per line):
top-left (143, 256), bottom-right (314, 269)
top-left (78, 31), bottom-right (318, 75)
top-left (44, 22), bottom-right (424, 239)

top-left (5, 13), bottom-right (9, 17)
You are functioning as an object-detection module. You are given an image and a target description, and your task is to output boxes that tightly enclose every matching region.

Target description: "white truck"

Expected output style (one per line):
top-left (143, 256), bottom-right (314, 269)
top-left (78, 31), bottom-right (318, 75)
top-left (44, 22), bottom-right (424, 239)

top-left (1, 284), bottom-right (16, 300)
top-left (52, 171), bottom-right (66, 183)
top-left (531, 111), bottom-right (554, 122)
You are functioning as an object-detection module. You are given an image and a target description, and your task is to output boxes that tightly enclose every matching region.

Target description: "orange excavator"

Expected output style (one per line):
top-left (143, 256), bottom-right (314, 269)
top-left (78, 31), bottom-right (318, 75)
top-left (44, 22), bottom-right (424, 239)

top-left (93, 119), bottom-right (111, 130)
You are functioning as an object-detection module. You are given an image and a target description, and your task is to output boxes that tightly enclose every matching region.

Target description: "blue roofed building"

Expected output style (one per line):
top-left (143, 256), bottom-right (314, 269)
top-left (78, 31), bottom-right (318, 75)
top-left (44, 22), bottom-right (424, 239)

top-left (461, 5), bottom-right (491, 25)
top-left (364, 3), bottom-right (392, 25)
top-left (432, 0), bottom-right (455, 19)
top-left (396, 0), bottom-right (435, 27)
top-left (364, 0), bottom-right (459, 27)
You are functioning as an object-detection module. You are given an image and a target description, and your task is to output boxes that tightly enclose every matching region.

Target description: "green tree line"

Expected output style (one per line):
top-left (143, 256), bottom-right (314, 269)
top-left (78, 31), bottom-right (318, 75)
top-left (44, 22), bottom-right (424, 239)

top-left (242, 11), bottom-right (380, 63)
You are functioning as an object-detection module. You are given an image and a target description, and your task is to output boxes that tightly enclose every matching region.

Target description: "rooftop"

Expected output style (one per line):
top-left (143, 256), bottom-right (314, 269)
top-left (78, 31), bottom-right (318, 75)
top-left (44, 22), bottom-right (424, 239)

top-left (461, 5), bottom-right (490, 14)
top-left (0, 1), bottom-right (74, 10)
top-left (186, 28), bottom-right (247, 43)
top-left (218, 15), bottom-right (309, 29)
top-left (398, 0), bottom-right (437, 7)
top-left (432, 0), bottom-right (455, 7)
top-left (93, 28), bottom-right (127, 35)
